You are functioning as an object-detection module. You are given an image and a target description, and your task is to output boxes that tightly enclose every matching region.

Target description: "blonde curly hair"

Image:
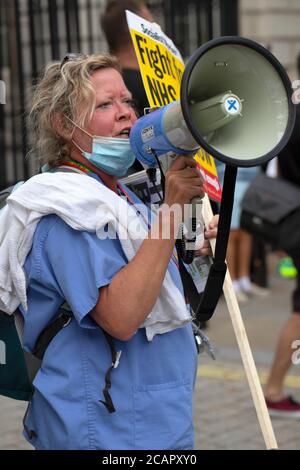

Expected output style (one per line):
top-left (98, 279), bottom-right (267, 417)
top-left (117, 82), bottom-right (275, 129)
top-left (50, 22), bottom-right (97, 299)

top-left (28, 53), bottom-right (120, 168)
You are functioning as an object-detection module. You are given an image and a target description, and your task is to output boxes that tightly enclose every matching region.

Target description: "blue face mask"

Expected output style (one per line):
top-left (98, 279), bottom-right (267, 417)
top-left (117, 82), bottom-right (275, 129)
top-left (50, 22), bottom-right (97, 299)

top-left (66, 116), bottom-right (136, 177)
top-left (82, 135), bottom-right (136, 177)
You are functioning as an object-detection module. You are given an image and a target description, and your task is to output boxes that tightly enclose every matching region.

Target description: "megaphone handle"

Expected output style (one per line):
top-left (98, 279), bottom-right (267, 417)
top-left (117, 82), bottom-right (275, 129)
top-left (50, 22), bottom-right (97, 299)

top-left (191, 196), bottom-right (203, 219)
top-left (202, 193), bottom-right (278, 450)
top-left (182, 195), bottom-right (203, 242)
top-left (189, 196), bottom-right (204, 249)
top-left (177, 196), bottom-right (203, 264)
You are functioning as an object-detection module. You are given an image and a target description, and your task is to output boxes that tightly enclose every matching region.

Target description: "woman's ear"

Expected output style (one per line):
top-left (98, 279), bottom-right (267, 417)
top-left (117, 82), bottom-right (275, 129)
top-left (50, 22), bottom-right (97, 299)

top-left (51, 112), bottom-right (74, 141)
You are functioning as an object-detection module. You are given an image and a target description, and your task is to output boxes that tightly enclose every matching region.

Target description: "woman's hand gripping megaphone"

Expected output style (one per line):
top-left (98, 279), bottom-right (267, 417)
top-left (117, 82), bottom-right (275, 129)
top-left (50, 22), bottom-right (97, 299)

top-left (164, 156), bottom-right (206, 263)
top-left (164, 155), bottom-right (204, 210)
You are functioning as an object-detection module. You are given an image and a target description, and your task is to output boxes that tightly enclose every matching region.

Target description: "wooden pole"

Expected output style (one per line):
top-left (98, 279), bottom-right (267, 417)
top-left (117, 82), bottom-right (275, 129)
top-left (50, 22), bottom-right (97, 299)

top-left (202, 193), bottom-right (278, 450)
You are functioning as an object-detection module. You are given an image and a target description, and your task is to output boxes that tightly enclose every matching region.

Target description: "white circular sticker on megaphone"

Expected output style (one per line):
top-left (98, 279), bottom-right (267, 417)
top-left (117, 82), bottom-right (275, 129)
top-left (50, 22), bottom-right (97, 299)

top-left (224, 94), bottom-right (242, 115)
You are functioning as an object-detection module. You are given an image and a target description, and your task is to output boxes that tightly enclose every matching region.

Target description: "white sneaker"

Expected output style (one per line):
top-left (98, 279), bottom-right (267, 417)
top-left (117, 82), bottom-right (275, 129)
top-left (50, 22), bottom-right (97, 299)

top-left (246, 283), bottom-right (270, 298)
top-left (234, 289), bottom-right (249, 304)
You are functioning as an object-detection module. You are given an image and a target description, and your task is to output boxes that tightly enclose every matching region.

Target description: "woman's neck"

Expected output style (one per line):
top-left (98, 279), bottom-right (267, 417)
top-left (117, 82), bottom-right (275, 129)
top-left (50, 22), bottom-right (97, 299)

top-left (69, 146), bottom-right (118, 192)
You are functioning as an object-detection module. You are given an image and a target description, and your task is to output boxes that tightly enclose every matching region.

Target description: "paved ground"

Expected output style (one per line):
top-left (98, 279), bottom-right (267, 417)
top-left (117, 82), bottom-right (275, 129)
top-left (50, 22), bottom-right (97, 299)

top-left (194, 257), bottom-right (300, 450)
top-left (0, 255), bottom-right (299, 450)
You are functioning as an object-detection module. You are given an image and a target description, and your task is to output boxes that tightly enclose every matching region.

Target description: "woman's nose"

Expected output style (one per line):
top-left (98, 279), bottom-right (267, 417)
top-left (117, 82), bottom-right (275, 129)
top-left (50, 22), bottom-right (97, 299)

top-left (115, 102), bottom-right (133, 120)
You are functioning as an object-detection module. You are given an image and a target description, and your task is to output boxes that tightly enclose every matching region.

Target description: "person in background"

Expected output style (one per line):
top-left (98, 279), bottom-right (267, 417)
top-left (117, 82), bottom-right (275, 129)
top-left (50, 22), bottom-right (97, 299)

top-left (101, 0), bottom-right (154, 174)
top-left (101, 0), bottom-right (152, 118)
top-left (216, 162), bottom-right (268, 304)
top-left (264, 57), bottom-right (300, 416)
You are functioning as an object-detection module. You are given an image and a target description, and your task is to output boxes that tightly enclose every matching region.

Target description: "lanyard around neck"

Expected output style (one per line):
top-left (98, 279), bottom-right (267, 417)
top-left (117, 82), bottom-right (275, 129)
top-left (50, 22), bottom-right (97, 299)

top-left (61, 160), bottom-right (179, 267)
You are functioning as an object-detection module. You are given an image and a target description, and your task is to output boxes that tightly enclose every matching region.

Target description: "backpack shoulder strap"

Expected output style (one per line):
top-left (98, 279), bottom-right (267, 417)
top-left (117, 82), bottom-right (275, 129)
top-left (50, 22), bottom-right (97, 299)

top-left (33, 304), bottom-right (118, 414)
top-left (32, 307), bottom-right (72, 360)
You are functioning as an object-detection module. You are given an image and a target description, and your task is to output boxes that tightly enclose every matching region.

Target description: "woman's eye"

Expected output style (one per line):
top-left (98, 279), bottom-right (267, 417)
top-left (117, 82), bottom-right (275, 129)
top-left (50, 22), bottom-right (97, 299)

top-left (96, 99), bottom-right (136, 110)
top-left (124, 99), bottom-right (136, 108)
top-left (97, 102), bottom-right (113, 109)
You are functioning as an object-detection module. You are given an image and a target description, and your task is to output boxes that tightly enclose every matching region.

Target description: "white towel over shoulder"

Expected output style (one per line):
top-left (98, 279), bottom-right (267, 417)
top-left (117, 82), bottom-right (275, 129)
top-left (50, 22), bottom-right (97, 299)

top-left (0, 172), bottom-right (191, 340)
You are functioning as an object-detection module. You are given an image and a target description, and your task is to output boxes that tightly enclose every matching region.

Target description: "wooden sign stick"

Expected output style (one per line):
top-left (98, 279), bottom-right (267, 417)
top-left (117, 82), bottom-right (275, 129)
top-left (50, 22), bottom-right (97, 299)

top-left (202, 193), bottom-right (278, 450)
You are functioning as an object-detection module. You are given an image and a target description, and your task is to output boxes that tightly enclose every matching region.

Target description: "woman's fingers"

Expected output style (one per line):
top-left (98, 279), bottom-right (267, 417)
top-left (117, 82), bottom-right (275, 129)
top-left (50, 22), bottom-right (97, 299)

top-left (164, 157), bottom-right (205, 209)
top-left (194, 240), bottom-right (213, 257)
top-left (194, 215), bottom-right (219, 257)
top-left (205, 214), bottom-right (219, 239)
top-left (169, 155), bottom-right (197, 171)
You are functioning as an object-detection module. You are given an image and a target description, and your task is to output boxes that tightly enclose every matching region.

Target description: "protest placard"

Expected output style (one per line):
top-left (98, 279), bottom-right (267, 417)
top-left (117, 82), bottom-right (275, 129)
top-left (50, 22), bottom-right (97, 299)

top-left (126, 10), bottom-right (222, 202)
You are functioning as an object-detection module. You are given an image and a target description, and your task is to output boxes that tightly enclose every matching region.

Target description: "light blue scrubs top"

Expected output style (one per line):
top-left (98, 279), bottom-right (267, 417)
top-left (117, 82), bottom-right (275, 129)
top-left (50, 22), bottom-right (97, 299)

top-left (20, 173), bottom-right (198, 450)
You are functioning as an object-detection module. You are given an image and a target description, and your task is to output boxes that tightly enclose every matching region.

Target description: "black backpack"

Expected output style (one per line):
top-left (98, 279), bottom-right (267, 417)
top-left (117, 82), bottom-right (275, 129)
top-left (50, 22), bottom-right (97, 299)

top-left (240, 173), bottom-right (300, 257)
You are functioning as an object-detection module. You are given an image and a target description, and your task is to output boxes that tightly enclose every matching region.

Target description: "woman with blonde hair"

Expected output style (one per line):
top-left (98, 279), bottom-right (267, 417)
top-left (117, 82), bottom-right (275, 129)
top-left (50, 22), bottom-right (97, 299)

top-left (0, 53), bottom-right (218, 449)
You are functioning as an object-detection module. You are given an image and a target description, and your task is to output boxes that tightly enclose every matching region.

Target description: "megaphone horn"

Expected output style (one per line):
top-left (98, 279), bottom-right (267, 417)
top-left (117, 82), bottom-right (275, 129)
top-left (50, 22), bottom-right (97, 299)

top-left (180, 36), bottom-right (295, 167)
top-left (130, 36), bottom-right (295, 170)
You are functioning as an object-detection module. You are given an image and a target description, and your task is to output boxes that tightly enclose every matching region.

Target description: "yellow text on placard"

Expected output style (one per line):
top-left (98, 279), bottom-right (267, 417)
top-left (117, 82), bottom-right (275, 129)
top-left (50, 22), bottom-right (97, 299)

top-left (129, 29), bottom-right (185, 108)
top-left (194, 148), bottom-right (218, 176)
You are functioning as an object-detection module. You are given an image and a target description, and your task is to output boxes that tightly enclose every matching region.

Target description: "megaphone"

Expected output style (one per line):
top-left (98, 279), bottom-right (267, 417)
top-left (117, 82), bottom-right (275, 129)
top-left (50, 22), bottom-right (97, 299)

top-left (130, 36), bottom-right (296, 323)
top-left (130, 36), bottom-right (295, 169)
